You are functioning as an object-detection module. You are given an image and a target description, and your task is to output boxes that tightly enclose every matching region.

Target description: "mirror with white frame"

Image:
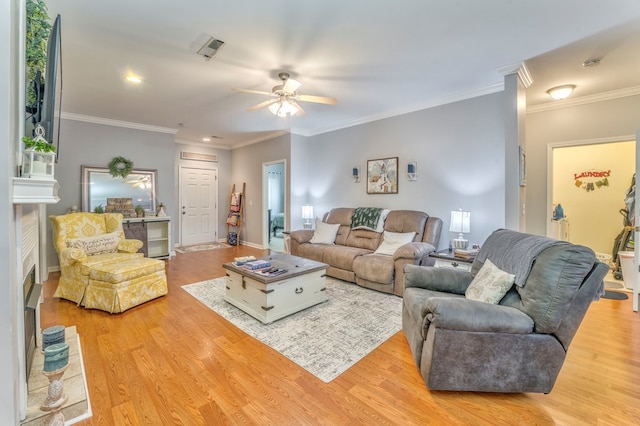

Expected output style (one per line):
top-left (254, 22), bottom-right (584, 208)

top-left (81, 165), bottom-right (157, 214)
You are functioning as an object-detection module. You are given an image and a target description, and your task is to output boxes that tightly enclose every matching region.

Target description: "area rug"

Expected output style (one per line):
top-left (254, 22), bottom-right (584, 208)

top-left (182, 277), bottom-right (402, 383)
top-left (175, 242), bottom-right (230, 253)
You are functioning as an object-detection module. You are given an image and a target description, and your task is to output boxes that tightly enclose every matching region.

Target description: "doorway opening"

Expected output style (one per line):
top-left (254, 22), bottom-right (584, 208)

top-left (548, 138), bottom-right (635, 290)
top-left (264, 161), bottom-right (286, 252)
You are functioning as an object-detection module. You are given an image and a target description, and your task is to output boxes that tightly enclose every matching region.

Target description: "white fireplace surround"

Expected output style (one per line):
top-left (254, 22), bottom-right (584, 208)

top-left (13, 178), bottom-right (59, 419)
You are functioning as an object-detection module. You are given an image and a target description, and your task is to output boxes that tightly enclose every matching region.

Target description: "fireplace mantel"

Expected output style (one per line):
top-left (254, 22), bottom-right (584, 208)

top-left (12, 177), bottom-right (60, 204)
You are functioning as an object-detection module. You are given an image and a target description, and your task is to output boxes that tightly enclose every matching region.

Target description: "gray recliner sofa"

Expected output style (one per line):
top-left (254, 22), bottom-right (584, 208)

top-left (402, 228), bottom-right (608, 393)
top-left (290, 207), bottom-right (442, 297)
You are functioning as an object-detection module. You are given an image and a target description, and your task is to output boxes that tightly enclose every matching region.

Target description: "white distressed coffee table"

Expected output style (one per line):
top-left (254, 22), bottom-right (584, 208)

top-left (222, 253), bottom-right (328, 323)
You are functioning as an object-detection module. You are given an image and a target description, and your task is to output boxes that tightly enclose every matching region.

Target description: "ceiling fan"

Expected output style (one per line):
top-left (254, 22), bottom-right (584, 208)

top-left (232, 72), bottom-right (337, 117)
top-left (123, 175), bottom-right (151, 189)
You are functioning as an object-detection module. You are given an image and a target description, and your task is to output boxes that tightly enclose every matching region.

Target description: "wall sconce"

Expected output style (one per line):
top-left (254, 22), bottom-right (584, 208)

top-left (302, 204), bottom-right (314, 229)
top-left (407, 162), bottom-right (417, 181)
top-left (352, 167), bottom-right (360, 183)
top-left (449, 209), bottom-right (471, 249)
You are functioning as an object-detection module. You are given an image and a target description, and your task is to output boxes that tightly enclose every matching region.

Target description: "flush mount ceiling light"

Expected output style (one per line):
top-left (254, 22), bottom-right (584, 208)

top-left (126, 75), bottom-right (142, 83)
top-left (546, 85), bottom-right (576, 100)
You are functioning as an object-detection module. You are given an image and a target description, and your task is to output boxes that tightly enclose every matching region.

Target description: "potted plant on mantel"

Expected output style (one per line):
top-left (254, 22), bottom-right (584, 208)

top-left (21, 129), bottom-right (56, 179)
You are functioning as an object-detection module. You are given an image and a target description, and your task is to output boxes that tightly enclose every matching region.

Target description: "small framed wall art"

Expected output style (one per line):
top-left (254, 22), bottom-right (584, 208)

top-left (367, 157), bottom-right (398, 194)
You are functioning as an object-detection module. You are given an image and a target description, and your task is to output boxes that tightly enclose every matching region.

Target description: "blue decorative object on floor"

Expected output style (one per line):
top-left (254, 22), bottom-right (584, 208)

top-left (43, 342), bottom-right (69, 372)
top-left (602, 290), bottom-right (628, 300)
top-left (42, 325), bottom-right (65, 350)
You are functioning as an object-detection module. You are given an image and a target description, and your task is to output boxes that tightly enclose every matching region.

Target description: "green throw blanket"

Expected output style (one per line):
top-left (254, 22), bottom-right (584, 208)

top-left (350, 207), bottom-right (384, 231)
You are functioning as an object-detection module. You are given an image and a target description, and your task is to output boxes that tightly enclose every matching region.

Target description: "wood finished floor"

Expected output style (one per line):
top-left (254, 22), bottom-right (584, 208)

top-left (41, 246), bottom-right (640, 425)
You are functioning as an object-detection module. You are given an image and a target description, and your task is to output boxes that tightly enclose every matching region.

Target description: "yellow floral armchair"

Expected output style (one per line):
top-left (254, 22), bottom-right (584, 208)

top-left (49, 212), bottom-right (145, 305)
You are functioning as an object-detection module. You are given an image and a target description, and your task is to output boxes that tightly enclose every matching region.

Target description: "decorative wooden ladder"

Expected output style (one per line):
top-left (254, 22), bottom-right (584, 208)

top-left (226, 182), bottom-right (245, 246)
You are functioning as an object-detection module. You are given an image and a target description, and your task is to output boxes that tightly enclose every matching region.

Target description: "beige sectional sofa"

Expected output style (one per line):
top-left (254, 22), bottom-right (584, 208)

top-left (290, 207), bottom-right (442, 296)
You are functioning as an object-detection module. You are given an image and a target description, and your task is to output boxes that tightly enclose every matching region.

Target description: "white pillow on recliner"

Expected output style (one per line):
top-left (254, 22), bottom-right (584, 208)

top-left (465, 259), bottom-right (515, 304)
top-left (310, 220), bottom-right (341, 244)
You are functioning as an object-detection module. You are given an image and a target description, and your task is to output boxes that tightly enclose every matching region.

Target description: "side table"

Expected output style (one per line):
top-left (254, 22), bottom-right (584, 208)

top-left (429, 250), bottom-right (474, 272)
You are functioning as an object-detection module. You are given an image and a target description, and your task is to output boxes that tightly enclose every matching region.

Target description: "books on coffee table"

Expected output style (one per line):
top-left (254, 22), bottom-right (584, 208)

top-left (241, 259), bottom-right (271, 270)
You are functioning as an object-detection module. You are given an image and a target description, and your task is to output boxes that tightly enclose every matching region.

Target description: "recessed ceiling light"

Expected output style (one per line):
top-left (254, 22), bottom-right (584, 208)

top-left (202, 137), bottom-right (211, 142)
top-left (126, 75), bottom-right (142, 83)
top-left (546, 85), bottom-right (576, 100)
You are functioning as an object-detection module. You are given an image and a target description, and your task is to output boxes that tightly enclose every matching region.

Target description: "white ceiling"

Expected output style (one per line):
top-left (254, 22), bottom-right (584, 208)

top-left (46, 0), bottom-right (640, 148)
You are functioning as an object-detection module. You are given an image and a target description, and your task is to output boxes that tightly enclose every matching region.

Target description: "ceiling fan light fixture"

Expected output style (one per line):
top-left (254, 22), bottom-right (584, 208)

top-left (269, 99), bottom-right (297, 117)
top-left (547, 84), bottom-right (576, 100)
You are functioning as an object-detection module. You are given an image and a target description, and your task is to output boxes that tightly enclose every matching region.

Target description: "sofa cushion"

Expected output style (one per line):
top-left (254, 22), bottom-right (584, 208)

top-left (465, 259), bottom-right (515, 304)
top-left (322, 245), bottom-right (371, 271)
top-left (295, 243), bottom-right (329, 264)
top-left (353, 253), bottom-right (395, 284)
top-left (345, 228), bottom-right (384, 251)
top-left (384, 210), bottom-right (427, 241)
top-left (374, 231), bottom-right (416, 255)
top-left (66, 232), bottom-right (120, 256)
top-left (309, 220), bottom-right (340, 244)
top-left (324, 208), bottom-right (354, 246)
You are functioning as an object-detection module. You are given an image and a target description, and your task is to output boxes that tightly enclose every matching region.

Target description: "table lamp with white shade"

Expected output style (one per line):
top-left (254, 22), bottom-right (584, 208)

top-left (302, 204), bottom-right (314, 229)
top-left (450, 209), bottom-right (471, 249)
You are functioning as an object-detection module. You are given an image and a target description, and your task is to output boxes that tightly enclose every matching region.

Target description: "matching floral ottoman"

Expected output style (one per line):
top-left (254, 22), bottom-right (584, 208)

top-left (84, 257), bottom-right (168, 313)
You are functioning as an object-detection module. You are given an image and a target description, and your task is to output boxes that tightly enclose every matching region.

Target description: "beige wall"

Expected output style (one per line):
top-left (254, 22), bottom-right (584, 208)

top-left (552, 141), bottom-right (634, 255)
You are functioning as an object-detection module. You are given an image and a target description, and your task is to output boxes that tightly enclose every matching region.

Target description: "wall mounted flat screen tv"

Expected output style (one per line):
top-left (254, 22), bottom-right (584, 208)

top-left (36, 14), bottom-right (62, 156)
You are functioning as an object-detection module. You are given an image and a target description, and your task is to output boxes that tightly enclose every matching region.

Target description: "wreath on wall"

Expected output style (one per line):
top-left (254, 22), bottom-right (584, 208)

top-left (108, 156), bottom-right (134, 178)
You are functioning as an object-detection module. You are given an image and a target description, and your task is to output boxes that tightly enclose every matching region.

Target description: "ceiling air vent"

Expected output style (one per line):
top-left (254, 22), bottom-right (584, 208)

top-left (197, 37), bottom-right (225, 60)
top-left (181, 151), bottom-right (218, 162)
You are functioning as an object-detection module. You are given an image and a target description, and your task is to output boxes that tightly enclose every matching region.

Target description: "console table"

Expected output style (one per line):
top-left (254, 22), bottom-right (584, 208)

top-left (123, 216), bottom-right (172, 259)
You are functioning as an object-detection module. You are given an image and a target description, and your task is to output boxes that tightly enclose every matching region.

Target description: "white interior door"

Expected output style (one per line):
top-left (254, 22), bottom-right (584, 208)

top-left (179, 166), bottom-right (218, 247)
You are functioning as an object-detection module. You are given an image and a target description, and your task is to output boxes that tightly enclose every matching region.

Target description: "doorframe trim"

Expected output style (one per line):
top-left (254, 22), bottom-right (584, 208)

top-left (262, 159), bottom-right (287, 249)
top-left (178, 164), bottom-right (219, 247)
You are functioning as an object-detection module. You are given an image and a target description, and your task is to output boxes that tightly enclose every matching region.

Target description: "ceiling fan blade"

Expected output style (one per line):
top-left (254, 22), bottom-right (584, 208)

top-left (248, 98), bottom-right (278, 111)
top-left (232, 88), bottom-right (274, 96)
top-left (291, 101), bottom-right (306, 116)
top-left (283, 78), bottom-right (301, 94)
top-left (297, 94), bottom-right (337, 105)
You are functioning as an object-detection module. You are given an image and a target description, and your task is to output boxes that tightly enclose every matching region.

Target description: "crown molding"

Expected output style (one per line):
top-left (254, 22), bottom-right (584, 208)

top-left (61, 112), bottom-right (179, 134)
top-left (230, 130), bottom-right (291, 149)
top-left (527, 85), bottom-right (640, 113)
top-left (496, 62), bottom-right (533, 88)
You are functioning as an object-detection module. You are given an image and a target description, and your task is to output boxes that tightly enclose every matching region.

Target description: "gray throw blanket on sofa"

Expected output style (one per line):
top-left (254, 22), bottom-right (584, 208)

top-left (476, 229), bottom-right (569, 287)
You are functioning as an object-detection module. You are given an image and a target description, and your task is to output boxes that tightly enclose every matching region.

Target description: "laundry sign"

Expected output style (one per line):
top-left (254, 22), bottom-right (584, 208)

top-left (574, 169), bottom-right (610, 192)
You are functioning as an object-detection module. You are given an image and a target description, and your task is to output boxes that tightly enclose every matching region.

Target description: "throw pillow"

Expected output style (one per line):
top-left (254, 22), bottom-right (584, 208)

top-left (66, 231), bottom-right (120, 256)
top-left (465, 259), bottom-right (515, 304)
top-left (309, 220), bottom-right (341, 244)
top-left (373, 231), bottom-right (416, 256)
